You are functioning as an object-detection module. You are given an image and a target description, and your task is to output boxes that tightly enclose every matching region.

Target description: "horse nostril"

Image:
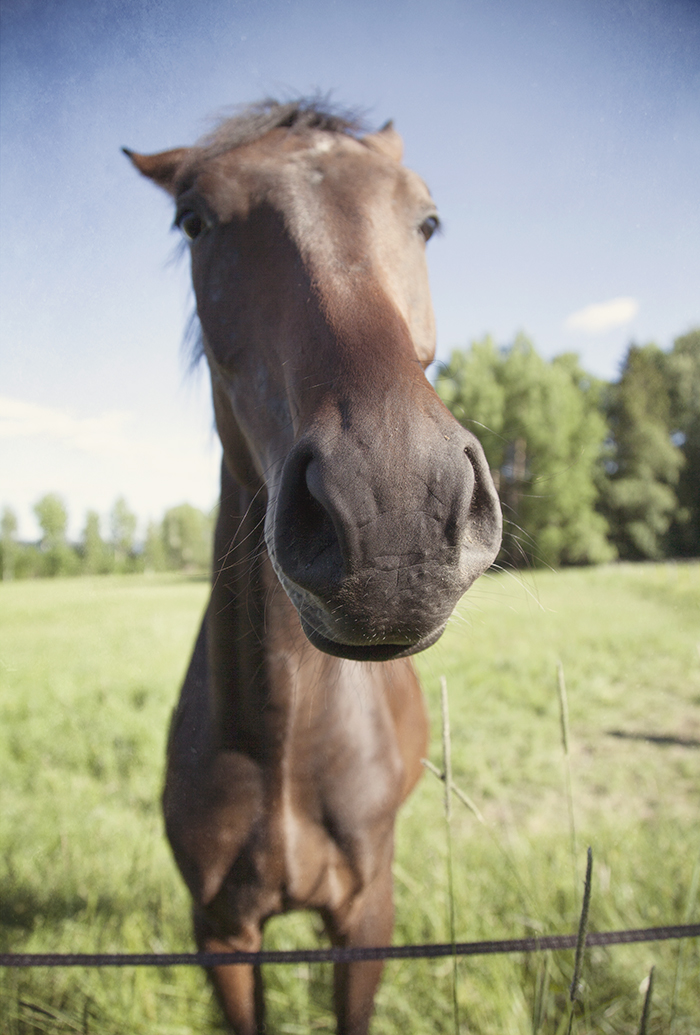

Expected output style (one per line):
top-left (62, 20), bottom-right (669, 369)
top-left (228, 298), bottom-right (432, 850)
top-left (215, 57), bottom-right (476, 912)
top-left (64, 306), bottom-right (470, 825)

top-left (276, 456), bottom-right (345, 593)
top-left (301, 466), bottom-right (338, 566)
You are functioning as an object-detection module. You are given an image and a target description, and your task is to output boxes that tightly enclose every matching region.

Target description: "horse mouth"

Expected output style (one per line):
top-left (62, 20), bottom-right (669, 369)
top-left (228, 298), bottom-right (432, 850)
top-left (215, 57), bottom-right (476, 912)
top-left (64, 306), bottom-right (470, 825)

top-left (269, 556), bottom-right (450, 660)
top-left (298, 613), bottom-right (448, 662)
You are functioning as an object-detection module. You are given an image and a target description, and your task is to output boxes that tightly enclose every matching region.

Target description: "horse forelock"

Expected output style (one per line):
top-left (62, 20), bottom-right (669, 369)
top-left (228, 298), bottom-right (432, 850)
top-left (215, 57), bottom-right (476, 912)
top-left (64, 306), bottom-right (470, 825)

top-left (195, 97), bottom-right (368, 165)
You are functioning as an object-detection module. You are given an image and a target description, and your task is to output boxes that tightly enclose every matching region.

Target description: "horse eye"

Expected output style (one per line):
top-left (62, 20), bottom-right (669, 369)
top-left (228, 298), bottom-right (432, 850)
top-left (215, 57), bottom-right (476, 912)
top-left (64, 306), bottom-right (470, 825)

top-left (177, 210), bottom-right (204, 241)
top-left (420, 215), bottom-right (440, 242)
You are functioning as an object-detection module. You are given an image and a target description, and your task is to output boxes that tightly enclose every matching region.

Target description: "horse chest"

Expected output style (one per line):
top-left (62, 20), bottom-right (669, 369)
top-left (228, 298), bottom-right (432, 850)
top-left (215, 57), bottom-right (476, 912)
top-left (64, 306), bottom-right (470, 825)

top-left (167, 681), bottom-right (404, 925)
top-left (277, 729), bottom-right (404, 909)
top-left (245, 688), bottom-right (405, 907)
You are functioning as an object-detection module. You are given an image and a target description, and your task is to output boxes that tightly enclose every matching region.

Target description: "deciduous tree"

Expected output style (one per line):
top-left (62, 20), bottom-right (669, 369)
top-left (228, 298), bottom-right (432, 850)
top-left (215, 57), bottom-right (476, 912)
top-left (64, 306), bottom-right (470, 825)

top-left (665, 328), bottom-right (700, 556)
top-left (600, 343), bottom-right (685, 559)
top-left (109, 497), bottom-right (138, 570)
top-left (1, 506), bottom-right (18, 580)
top-left (143, 519), bottom-right (167, 572)
top-left (33, 493), bottom-right (78, 576)
top-left (81, 510), bottom-right (112, 574)
top-left (436, 335), bottom-right (614, 567)
top-left (161, 503), bottom-right (213, 571)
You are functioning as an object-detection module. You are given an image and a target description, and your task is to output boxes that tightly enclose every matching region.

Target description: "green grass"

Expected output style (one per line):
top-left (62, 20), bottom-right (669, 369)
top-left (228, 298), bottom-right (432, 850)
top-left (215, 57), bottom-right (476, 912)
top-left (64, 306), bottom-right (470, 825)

top-left (1, 564), bottom-right (699, 1033)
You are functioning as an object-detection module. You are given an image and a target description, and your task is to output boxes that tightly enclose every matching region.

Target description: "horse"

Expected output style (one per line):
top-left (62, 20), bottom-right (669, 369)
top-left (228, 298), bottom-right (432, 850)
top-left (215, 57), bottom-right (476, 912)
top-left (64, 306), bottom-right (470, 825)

top-left (125, 99), bottom-right (502, 1035)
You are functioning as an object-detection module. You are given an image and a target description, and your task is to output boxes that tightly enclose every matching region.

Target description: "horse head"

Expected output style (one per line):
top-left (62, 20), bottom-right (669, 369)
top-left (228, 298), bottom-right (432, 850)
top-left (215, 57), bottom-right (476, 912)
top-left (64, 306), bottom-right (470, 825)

top-left (126, 104), bottom-right (502, 662)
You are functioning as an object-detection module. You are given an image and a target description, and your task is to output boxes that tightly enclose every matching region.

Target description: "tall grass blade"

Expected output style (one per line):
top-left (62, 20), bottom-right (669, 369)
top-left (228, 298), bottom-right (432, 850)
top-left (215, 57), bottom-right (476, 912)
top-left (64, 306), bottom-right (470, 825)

top-left (556, 660), bottom-right (569, 757)
top-left (565, 847), bottom-right (592, 1033)
top-left (441, 676), bottom-right (453, 825)
top-left (421, 753), bottom-right (539, 936)
top-left (440, 676), bottom-right (460, 1035)
top-left (556, 661), bottom-right (578, 888)
top-left (670, 846), bottom-right (700, 1032)
top-left (570, 847), bottom-right (592, 1002)
top-left (531, 953), bottom-right (550, 1034)
top-left (420, 758), bottom-right (486, 825)
top-left (638, 965), bottom-right (654, 1035)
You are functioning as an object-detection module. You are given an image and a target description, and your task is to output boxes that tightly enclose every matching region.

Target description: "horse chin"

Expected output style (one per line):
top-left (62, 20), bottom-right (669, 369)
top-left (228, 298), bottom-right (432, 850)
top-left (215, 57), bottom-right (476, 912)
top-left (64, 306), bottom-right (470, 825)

top-left (299, 615), bottom-right (448, 662)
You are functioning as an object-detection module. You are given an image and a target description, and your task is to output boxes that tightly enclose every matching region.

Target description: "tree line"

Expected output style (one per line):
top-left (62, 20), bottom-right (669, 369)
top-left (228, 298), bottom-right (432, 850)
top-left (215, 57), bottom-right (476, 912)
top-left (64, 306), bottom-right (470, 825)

top-left (1, 327), bottom-right (697, 579)
top-left (0, 497), bottom-right (214, 580)
top-left (436, 327), bottom-right (699, 567)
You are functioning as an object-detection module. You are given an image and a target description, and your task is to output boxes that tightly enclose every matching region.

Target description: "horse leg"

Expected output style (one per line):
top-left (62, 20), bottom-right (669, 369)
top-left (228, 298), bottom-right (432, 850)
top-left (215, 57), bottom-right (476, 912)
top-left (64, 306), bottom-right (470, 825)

top-left (327, 865), bottom-right (394, 1035)
top-left (194, 909), bottom-right (265, 1035)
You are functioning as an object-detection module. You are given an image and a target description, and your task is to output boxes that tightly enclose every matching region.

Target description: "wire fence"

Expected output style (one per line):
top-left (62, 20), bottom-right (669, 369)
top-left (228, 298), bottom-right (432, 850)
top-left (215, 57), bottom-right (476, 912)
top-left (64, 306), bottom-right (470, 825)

top-left (1, 923), bottom-right (699, 969)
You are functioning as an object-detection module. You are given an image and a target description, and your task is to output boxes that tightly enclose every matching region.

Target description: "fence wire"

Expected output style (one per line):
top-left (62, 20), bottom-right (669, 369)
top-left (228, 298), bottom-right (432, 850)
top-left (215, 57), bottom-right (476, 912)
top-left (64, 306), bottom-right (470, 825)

top-left (2, 923), bottom-right (698, 968)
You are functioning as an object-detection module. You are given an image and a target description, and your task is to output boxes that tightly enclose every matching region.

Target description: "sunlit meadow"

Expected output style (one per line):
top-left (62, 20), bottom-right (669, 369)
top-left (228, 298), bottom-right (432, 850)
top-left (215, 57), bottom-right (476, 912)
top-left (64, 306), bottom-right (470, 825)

top-left (1, 563), bottom-right (698, 1033)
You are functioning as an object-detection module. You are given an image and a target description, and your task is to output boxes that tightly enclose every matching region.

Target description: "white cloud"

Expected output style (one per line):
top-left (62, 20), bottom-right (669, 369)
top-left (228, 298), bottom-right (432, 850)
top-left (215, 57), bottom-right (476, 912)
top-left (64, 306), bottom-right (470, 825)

top-left (0, 396), bottom-right (221, 539)
top-left (0, 396), bottom-right (133, 455)
top-left (564, 297), bottom-right (639, 335)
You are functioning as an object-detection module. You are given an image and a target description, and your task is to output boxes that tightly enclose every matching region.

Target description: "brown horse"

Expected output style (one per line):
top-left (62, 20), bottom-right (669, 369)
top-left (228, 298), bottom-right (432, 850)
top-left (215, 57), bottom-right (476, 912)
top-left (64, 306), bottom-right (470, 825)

top-left (126, 100), bottom-right (501, 1035)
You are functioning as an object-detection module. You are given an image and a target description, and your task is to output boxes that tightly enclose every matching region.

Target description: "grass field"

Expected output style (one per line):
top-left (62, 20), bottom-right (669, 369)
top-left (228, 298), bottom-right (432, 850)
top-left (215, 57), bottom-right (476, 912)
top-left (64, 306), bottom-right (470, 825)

top-left (1, 564), bottom-right (699, 1034)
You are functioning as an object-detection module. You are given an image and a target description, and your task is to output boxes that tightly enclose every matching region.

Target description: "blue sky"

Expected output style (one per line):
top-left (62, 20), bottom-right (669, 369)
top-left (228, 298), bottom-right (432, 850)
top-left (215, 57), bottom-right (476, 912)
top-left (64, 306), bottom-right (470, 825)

top-left (1, 0), bottom-right (698, 538)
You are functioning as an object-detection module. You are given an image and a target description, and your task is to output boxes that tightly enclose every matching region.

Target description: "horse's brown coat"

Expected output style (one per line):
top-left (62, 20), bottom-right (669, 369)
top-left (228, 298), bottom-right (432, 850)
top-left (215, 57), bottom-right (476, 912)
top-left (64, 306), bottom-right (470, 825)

top-left (127, 101), bottom-right (501, 1034)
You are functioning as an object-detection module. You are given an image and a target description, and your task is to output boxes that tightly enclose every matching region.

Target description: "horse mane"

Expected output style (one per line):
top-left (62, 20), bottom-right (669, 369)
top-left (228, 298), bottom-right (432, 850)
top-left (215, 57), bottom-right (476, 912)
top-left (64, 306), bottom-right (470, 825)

top-left (197, 97), bottom-right (368, 162)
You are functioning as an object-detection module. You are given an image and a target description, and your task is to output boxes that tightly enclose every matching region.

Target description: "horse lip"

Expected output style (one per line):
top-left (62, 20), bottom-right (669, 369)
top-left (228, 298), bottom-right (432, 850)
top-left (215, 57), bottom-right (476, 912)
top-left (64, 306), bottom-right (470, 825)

top-left (277, 561), bottom-right (454, 654)
top-left (270, 534), bottom-right (464, 659)
top-left (299, 614), bottom-right (448, 662)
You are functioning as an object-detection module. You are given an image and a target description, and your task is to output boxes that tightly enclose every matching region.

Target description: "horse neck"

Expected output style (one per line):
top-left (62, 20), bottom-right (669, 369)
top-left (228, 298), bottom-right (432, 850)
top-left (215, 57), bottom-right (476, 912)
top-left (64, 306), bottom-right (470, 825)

top-left (208, 462), bottom-right (329, 756)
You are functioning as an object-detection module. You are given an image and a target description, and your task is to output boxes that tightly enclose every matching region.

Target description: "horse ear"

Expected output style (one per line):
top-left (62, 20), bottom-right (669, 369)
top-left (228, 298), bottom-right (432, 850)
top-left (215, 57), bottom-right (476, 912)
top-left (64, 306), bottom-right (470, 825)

top-left (362, 121), bottom-right (403, 163)
top-left (122, 146), bottom-right (191, 194)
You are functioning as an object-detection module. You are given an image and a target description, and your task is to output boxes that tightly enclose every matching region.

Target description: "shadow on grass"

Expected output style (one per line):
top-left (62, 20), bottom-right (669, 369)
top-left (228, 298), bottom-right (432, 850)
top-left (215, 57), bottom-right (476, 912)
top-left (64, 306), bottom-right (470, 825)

top-left (607, 729), bottom-right (700, 748)
top-left (0, 878), bottom-right (125, 940)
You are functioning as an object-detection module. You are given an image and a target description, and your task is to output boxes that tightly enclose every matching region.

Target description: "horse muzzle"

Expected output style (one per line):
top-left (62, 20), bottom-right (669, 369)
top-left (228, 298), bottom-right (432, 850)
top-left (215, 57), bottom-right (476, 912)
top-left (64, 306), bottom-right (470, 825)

top-left (268, 417), bottom-right (503, 662)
